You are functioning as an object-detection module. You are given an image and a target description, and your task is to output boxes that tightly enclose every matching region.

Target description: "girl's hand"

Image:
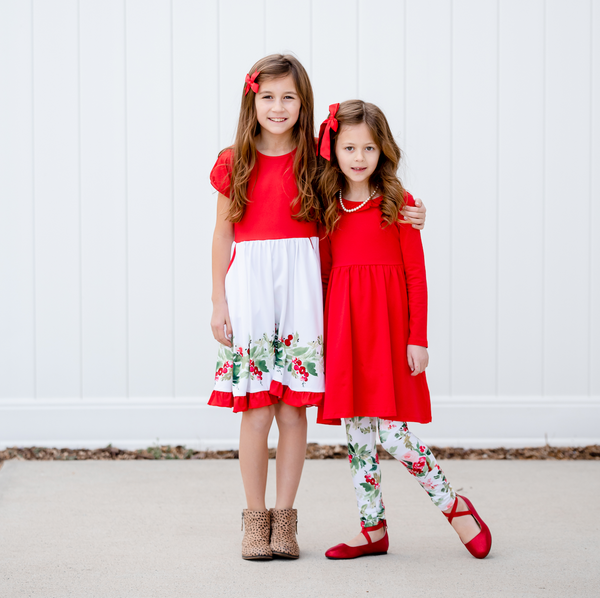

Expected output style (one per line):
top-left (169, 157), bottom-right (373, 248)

top-left (407, 345), bottom-right (429, 376)
top-left (401, 198), bottom-right (427, 230)
top-left (211, 300), bottom-right (233, 347)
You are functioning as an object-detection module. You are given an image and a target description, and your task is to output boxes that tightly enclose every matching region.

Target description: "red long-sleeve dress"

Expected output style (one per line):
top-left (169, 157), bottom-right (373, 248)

top-left (317, 192), bottom-right (432, 425)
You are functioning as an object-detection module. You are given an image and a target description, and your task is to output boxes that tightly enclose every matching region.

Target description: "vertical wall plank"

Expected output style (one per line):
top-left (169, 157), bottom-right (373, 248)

top-left (0, 1), bottom-right (35, 398)
top-left (498, 0), bottom-right (544, 395)
top-left (265, 0), bottom-right (312, 69)
top-left (404, 1), bottom-right (452, 396)
top-left (126, 0), bottom-right (174, 397)
top-left (219, 0), bottom-right (265, 148)
top-left (592, 1), bottom-right (600, 396)
top-left (358, 0), bottom-right (405, 141)
top-left (80, 0), bottom-right (127, 398)
top-left (173, 0), bottom-right (219, 397)
top-left (544, 0), bottom-right (590, 395)
top-left (312, 0), bottom-right (358, 123)
top-left (1, 0), bottom-right (597, 417)
top-left (33, 0), bottom-right (81, 398)
top-left (451, 0), bottom-right (498, 395)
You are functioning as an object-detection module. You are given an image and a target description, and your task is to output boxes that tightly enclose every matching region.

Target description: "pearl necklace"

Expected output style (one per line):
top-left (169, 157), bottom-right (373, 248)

top-left (338, 186), bottom-right (379, 213)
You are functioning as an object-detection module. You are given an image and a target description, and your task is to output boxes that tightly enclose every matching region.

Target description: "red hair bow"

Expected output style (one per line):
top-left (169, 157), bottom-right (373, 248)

top-left (244, 70), bottom-right (260, 95)
top-left (318, 103), bottom-right (340, 160)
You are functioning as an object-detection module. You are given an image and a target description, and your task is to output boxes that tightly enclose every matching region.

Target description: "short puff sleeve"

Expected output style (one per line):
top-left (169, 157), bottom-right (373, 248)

top-left (210, 149), bottom-right (233, 197)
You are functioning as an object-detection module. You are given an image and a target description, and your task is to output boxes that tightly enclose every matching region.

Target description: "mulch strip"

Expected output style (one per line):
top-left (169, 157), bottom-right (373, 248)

top-left (1, 443), bottom-right (599, 463)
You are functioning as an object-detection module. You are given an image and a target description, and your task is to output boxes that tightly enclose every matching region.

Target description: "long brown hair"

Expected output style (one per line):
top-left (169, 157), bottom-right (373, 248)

top-left (317, 100), bottom-right (406, 234)
top-left (226, 54), bottom-right (319, 222)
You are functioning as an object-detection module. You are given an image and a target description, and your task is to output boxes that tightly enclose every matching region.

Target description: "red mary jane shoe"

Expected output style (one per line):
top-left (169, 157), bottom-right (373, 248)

top-left (325, 520), bottom-right (389, 560)
top-left (444, 494), bottom-right (492, 559)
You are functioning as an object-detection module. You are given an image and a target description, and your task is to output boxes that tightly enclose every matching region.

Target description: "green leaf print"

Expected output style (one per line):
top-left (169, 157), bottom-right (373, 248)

top-left (257, 359), bottom-right (269, 373)
top-left (213, 327), bottom-right (323, 388)
top-left (289, 347), bottom-right (309, 357)
top-left (356, 444), bottom-right (371, 458)
top-left (378, 429), bottom-right (390, 444)
top-left (232, 352), bottom-right (243, 387)
top-left (305, 362), bottom-right (317, 377)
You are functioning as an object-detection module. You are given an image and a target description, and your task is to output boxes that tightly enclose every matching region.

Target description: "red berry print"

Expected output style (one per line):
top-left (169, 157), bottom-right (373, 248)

top-left (287, 334), bottom-right (293, 341)
top-left (297, 360), bottom-right (302, 366)
top-left (299, 366), bottom-right (306, 375)
top-left (284, 339), bottom-right (291, 346)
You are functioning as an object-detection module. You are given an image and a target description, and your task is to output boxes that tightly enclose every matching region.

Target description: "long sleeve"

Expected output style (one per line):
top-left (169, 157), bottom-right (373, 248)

top-left (399, 193), bottom-right (428, 347)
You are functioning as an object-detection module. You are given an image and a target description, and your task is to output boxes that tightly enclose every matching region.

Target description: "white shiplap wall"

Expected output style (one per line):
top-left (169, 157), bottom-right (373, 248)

top-left (0, 0), bottom-right (598, 449)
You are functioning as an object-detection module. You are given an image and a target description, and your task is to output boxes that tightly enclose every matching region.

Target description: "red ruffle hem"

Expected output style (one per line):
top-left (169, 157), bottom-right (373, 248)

top-left (208, 380), bottom-right (324, 413)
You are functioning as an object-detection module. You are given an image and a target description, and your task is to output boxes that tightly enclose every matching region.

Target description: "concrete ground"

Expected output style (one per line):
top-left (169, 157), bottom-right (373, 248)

top-left (0, 459), bottom-right (598, 598)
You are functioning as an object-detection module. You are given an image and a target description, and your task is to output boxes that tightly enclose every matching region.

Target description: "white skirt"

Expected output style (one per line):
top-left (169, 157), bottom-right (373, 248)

top-left (209, 237), bottom-right (325, 412)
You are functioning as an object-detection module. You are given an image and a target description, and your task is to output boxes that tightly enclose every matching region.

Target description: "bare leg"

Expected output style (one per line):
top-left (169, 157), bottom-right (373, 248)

top-left (443, 496), bottom-right (481, 544)
top-left (239, 405), bottom-right (275, 511)
top-left (273, 403), bottom-right (307, 509)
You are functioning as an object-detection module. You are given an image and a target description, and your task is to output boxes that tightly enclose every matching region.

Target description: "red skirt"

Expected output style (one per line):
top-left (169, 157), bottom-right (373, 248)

top-left (317, 264), bottom-right (431, 425)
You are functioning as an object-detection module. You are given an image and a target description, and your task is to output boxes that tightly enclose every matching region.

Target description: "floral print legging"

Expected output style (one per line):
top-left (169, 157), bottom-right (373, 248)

top-left (345, 417), bottom-right (456, 527)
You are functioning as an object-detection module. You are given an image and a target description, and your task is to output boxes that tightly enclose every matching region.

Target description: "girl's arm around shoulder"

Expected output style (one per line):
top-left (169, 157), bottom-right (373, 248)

top-left (211, 192), bottom-right (235, 346)
top-left (399, 192), bottom-right (428, 349)
top-left (401, 195), bottom-right (427, 230)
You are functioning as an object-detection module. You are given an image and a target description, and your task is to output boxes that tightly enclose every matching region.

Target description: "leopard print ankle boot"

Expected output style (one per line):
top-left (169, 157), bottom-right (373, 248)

top-left (269, 508), bottom-right (300, 559)
top-left (241, 509), bottom-right (273, 560)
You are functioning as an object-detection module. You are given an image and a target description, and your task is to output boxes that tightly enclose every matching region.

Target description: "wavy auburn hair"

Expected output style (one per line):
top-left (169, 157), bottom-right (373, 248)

top-left (317, 100), bottom-right (407, 234)
top-left (226, 54), bottom-right (319, 223)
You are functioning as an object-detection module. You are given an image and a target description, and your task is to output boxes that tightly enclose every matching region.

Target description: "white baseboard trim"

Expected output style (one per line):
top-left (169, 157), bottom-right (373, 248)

top-left (1, 396), bottom-right (598, 450)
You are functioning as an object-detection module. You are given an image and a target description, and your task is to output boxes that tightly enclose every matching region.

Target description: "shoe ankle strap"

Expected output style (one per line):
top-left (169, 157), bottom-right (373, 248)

top-left (360, 519), bottom-right (386, 544)
top-left (443, 496), bottom-right (471, 524)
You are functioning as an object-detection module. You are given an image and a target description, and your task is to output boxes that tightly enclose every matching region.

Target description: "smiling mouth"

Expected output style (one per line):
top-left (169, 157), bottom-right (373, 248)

top-left (352, 167), bottom-right (367, 172)
top-left (269, 118), bottom-right (287, 122)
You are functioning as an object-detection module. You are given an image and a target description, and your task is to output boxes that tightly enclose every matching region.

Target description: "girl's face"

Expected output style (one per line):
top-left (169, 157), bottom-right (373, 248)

top-left (254, 74), bottom-right (301, 138)
top-left (335, 122), bottom-right (381, 186)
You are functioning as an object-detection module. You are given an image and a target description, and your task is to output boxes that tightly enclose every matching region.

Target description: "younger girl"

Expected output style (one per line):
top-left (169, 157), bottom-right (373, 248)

top-left (317, 100), bottom-right (492, 560)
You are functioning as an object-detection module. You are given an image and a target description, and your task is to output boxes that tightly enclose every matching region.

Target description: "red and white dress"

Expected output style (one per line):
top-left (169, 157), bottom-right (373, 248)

top-left (209, 148), bottom-right (325, 412)
top-left (318, 192), bottom-right (431, 425)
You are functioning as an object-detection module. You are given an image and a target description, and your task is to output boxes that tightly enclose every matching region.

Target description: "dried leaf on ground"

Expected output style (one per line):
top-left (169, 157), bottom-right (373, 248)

top-left (1, 443), bottom-right (599, 463)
